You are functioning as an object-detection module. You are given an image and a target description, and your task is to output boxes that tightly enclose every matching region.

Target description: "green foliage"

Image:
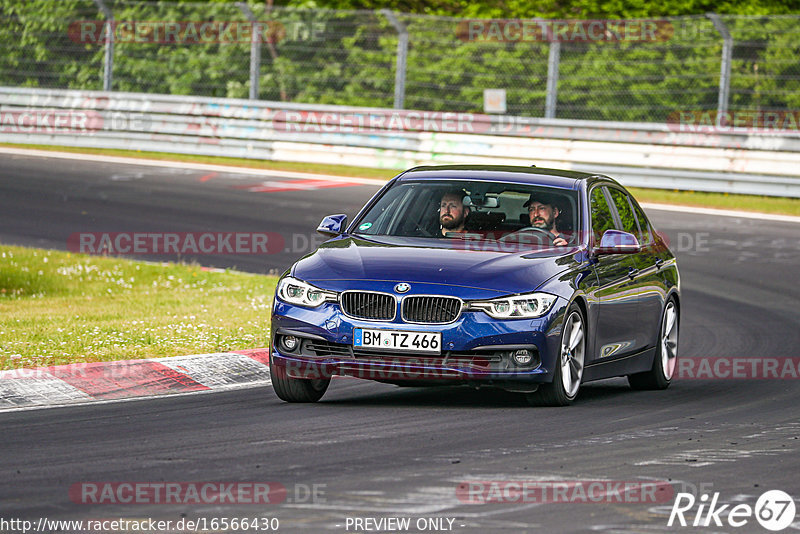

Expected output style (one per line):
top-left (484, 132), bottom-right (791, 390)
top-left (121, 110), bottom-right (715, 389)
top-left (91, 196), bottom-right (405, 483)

top-left (0, 0), bottom-right (104, 89)
top-left (282, 0), bottom-right (800, 18)
top-left (1, 1), bottom-right (799, 121)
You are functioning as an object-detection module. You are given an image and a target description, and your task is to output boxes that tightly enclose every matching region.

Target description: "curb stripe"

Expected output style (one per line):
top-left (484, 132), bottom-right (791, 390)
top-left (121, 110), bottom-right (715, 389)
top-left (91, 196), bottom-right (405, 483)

top-left (234, 348), bottom-right (271, 366)
top-left (0, 349), bottom-right (273, 411)
top-left (51, 360), bottom-right (209, 400)
top-left (155, 352), bottom-right (271, 388)
top-left (0, 377), bottom-right (92, 409)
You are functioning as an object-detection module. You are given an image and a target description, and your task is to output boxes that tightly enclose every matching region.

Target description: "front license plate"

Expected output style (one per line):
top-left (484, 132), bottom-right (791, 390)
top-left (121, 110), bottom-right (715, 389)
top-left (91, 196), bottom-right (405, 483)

top-left (353, 328), bottom-right (441, 354)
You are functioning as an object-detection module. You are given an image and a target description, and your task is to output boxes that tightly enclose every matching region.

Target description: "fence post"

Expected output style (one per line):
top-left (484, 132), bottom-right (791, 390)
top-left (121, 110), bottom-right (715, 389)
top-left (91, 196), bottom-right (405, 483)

top-left (707, 13), bottom-right (732, 127)
top-left (93, 0), bottom-right (114, 91)
top-left (381, 9), bottom-right (408, 110)
top-left (236, 2), bottom-right (261, 100)
top-left (545, 40), bottom-right (560, 119)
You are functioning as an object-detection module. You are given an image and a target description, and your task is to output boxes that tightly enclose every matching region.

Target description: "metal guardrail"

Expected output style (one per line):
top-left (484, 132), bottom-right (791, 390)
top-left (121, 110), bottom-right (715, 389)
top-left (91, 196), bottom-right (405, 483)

top-left (1, 87), bottom-right (799, 197)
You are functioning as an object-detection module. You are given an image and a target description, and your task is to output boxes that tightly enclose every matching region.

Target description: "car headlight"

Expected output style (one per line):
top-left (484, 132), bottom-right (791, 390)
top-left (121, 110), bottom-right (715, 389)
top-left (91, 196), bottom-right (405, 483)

top-left (470, 292), bottom-right (557, 319)
top-left (276, 277), bottom-right (337, 308)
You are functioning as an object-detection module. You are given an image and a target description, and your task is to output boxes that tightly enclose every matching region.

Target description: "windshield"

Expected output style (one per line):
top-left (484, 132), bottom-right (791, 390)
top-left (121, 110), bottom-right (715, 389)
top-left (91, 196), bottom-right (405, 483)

top-left (352, 180), bottom-right (580, 250)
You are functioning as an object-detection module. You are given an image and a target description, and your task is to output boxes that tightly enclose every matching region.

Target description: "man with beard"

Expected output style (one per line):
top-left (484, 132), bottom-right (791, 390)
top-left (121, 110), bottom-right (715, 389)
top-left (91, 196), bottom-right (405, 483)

top-left (522, 192), bottom-right (570, 246)
top-left (439, 190), bottom-right (470, 236)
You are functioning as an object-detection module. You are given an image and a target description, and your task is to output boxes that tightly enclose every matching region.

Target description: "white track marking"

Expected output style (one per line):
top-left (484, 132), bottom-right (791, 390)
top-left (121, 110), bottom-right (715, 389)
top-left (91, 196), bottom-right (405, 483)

top-left (154, 352), bottom-right (270, 388)
top-left (0, 146), bottom-right (388, 185)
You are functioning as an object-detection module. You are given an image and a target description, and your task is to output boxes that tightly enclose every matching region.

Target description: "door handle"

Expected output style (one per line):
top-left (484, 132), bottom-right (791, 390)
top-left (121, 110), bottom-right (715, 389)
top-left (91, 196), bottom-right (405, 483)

top-left (627, 267), bottom-right (639, 279)
top-left (654, 258), bottom-right (664, 269)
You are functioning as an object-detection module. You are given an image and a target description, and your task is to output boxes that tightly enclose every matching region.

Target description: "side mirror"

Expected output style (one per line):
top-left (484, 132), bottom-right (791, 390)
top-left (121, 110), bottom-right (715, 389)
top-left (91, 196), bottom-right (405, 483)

top-left (595, 229), bottom-right (640, 255)
top-left (317, 214), bottom-right (348, 237)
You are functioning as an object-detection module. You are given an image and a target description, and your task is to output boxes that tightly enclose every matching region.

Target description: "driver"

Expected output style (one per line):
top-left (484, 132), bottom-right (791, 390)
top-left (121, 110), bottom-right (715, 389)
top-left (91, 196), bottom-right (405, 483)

top-left (522, 192), bottom-right (570, 246)
top-left (439, 190), bottom-right (470, 236)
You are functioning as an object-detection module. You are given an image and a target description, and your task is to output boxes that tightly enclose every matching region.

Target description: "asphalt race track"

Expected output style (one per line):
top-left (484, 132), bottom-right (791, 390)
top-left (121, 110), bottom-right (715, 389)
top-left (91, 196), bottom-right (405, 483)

top-left (0, 153), bottom-right (376, 274)
top-left (1, 153), bottom-right (799, 533)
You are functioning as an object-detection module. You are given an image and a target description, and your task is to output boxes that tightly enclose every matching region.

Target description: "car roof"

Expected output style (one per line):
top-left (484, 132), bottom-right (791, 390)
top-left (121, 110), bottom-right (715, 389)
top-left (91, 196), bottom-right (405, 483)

top-left (396, 165), bottom-right (611, 190)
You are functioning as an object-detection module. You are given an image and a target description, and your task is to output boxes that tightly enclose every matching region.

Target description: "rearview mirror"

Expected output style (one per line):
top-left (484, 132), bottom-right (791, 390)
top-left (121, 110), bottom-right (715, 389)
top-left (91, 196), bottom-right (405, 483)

top-left (317, 214), bottom-right (348, 237)
top-left (464, 195), bottom-right (498, 209)
top-left (595, 229), bottom-right (640, 255)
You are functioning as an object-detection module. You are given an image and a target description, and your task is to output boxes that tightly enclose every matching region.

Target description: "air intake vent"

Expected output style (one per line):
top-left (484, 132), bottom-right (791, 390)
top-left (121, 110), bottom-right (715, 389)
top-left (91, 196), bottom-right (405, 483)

top-left (402, 296), bottom-right (462, 323)
top-left (340, 291), bottom-right (396, 321)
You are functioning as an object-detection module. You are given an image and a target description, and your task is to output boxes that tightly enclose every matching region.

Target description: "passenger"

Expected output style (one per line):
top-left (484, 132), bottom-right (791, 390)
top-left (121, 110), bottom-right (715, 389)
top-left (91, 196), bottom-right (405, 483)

top-left (439, 190), bottom-right (470, 236)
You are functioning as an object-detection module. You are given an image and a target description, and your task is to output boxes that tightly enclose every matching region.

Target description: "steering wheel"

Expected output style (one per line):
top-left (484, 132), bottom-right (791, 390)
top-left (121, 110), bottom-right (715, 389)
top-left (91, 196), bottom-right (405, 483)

top-left (498, 226), bottom-right (555, 244)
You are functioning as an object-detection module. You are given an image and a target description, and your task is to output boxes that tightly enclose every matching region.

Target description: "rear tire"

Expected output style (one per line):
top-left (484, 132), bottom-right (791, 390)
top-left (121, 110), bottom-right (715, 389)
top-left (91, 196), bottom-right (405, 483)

top-left (270, 359), bottom-right (330, 402)
top-left (527, 304), bottom-right (585, 406)
top-left (628, 297), bottom-right (679, 390)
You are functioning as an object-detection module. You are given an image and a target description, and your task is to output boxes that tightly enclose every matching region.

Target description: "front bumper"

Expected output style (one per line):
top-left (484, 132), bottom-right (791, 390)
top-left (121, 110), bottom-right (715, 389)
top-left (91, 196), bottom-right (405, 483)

top-left (270, 295), bottom-right (568, 386)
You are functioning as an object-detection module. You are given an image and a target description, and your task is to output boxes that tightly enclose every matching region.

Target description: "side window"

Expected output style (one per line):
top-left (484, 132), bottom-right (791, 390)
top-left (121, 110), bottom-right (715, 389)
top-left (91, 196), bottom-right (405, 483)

top-left (630, 199), bottom-right (653, 244)
top-left (608, 188), bottom-right (639, 236)
top-left (590, 187), bottom-right (616, 242)
top-left (356, 184), bottom-right (414, 235)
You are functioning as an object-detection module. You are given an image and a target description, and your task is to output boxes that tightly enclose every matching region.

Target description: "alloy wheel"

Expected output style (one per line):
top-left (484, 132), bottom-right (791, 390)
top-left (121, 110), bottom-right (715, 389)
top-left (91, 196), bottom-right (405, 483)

top-left (661, 301), bottom-right (678, 379)
top-left (560, 311), bottom-right (585, 398)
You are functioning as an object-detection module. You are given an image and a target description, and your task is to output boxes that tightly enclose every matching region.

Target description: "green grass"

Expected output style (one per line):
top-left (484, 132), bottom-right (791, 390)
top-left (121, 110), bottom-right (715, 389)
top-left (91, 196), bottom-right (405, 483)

top-left (0, 244), bottom-right (278, 370)
top-left (629, 187), bottom-right (800, 216)
top-left (3, 142), bottom-right (799, 216)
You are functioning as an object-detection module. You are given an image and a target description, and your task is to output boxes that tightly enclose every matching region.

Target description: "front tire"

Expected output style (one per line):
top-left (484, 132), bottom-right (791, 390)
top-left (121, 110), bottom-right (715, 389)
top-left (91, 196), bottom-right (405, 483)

top-left (628, 297), bottom-right (679, 390)
top-left (270, 359), bottom-right (330, 402)
top-left (527, 304), bottom-right (585, 406)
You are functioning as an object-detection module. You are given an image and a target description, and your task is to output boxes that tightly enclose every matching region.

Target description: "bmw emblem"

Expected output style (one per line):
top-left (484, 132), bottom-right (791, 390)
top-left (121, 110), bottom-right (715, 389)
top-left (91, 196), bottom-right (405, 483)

top-left (394, 283), bottom-right (411, 294)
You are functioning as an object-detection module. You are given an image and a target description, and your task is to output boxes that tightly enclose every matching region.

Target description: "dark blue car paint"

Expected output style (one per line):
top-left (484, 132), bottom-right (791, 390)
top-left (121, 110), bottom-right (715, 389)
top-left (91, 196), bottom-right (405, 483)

top-left (271, 166), bottom-right (680, 389)
top-left (293, 235), bottom-right (576, 296)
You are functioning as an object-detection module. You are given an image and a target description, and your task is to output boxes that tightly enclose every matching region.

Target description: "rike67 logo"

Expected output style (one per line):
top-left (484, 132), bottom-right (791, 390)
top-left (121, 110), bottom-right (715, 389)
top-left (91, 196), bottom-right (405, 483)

top-left (668, 489), bottom-right (796, 531)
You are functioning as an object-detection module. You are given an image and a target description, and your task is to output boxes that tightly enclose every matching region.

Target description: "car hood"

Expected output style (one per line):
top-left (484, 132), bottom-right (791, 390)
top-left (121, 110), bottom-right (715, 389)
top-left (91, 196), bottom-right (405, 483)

top-left (292, 235), bottom-right (579, 298)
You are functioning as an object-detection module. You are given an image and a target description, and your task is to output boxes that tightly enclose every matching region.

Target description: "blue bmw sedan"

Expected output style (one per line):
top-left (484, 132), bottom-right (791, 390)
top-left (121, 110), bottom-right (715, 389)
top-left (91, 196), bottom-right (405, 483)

top-left (269, 165), bottom-right (680, 405)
